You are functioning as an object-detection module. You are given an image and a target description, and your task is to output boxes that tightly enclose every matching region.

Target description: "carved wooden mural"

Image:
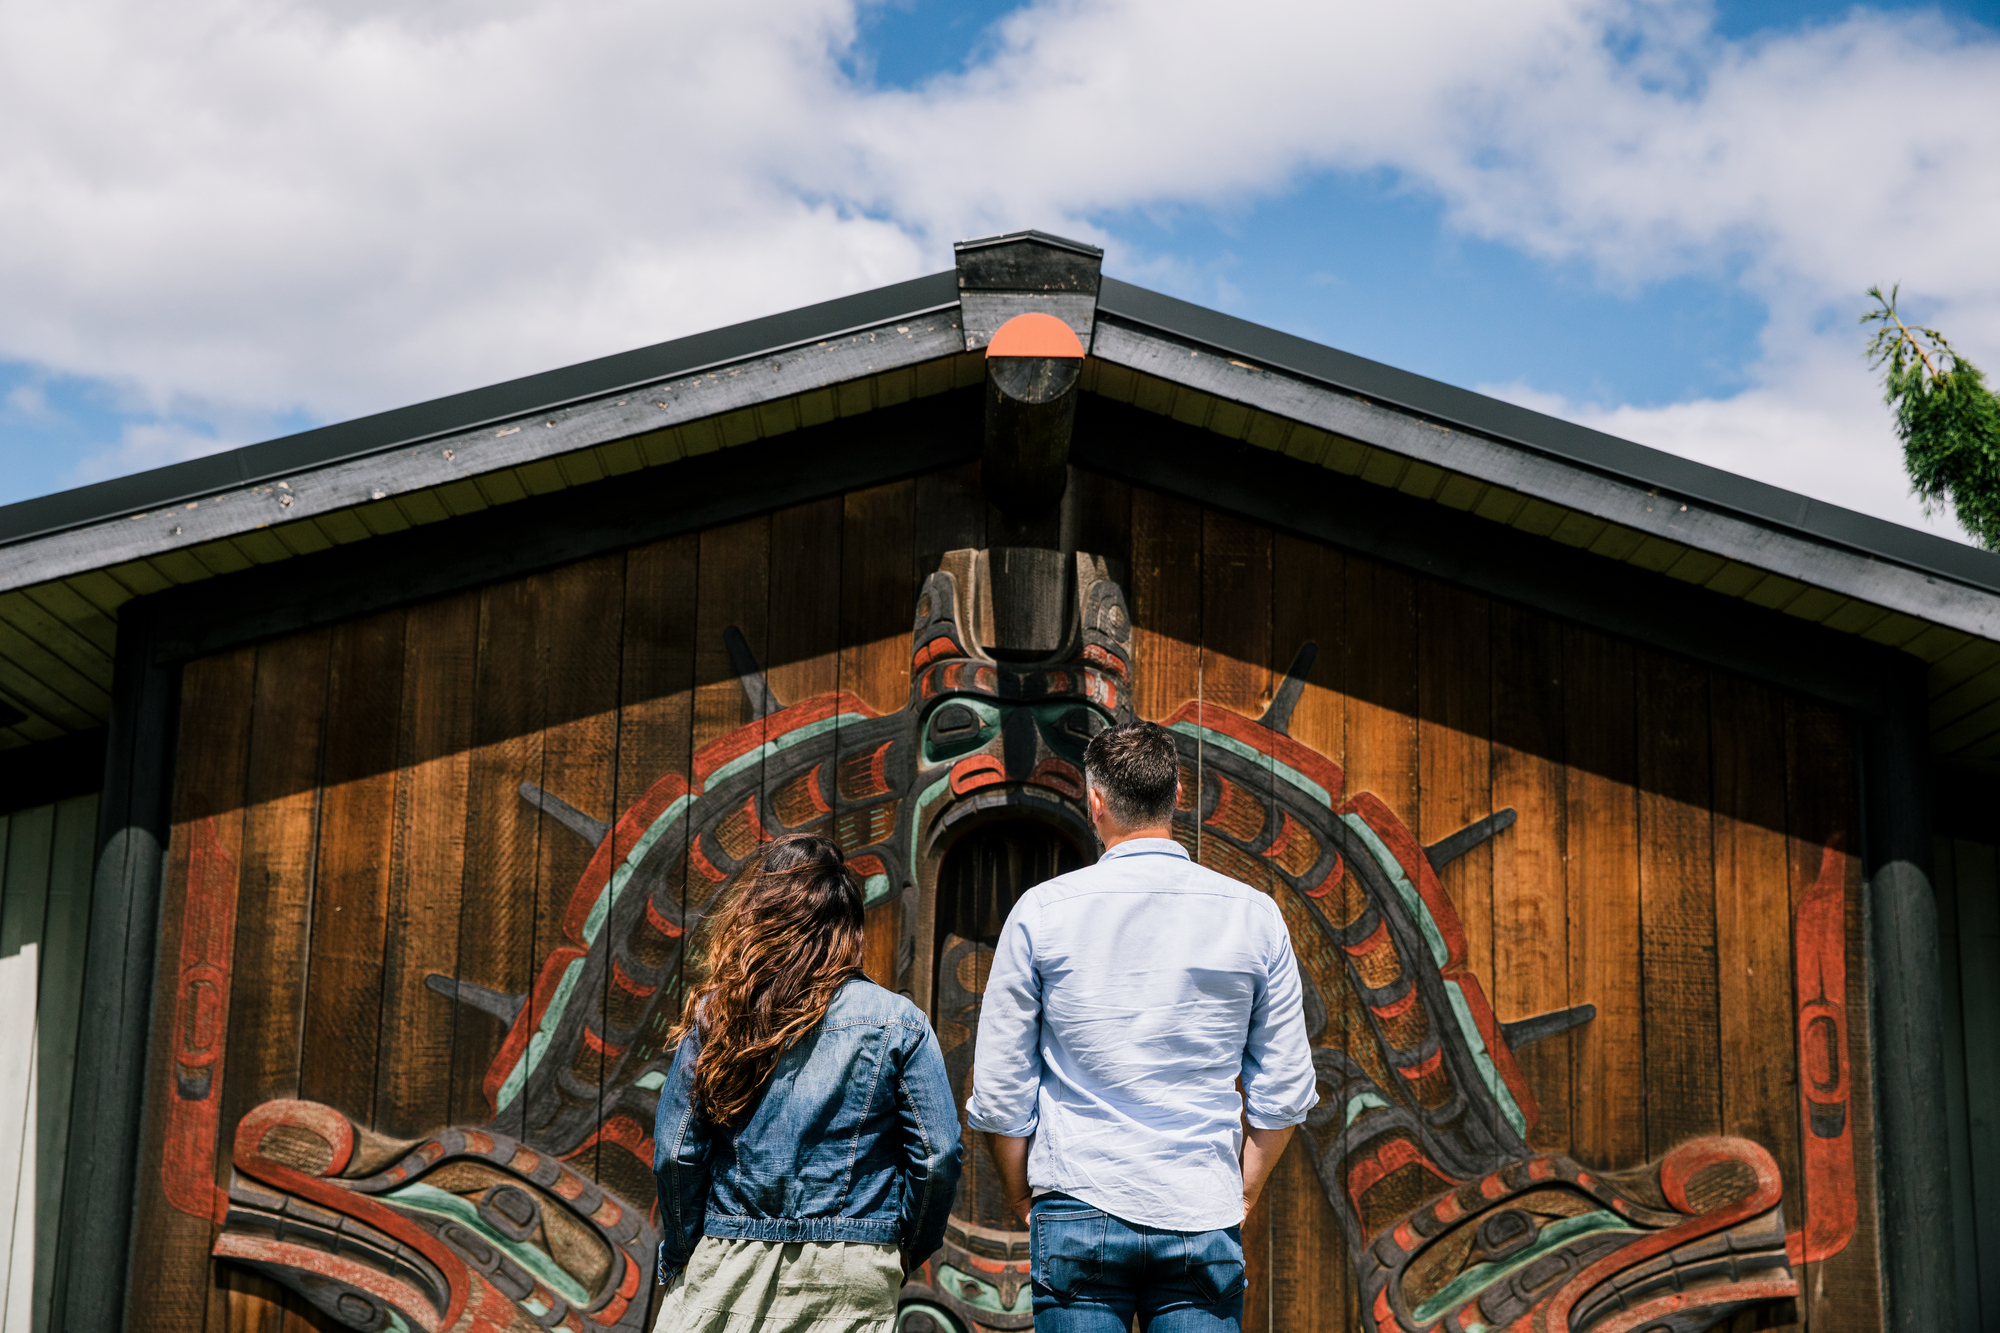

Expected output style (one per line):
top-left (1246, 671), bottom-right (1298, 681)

top-left (133, 476), bottom-right (1882, 1333)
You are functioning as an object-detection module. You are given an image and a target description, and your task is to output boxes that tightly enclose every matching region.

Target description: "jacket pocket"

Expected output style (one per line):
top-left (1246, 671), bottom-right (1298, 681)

top-left (1031, 1205), bottom-right (1107, 1300)
top-left (1183, 1225), bottom-right (1245, 1305)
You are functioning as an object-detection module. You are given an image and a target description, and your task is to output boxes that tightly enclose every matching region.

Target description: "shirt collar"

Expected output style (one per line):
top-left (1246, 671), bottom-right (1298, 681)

top-left (1097, 837), bottom-right (1190, 863)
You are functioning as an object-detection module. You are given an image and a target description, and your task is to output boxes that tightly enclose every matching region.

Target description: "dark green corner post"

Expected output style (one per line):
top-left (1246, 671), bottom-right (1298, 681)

top-left (1862, 662), bottom-right (1960, 1332)
top-left (47, 611), bottom-right (178, 1331)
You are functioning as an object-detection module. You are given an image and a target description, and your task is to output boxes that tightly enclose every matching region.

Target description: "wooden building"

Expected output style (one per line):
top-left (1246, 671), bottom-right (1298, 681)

top-left (0, 232), bottom-right (1994, 1333)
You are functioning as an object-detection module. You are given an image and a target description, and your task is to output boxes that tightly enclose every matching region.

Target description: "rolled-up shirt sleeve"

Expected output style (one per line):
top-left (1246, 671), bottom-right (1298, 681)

top-left (965, 898), bottom-right (1043, 1137)
top-left (1240, 909), bottom-right (1318, 1129)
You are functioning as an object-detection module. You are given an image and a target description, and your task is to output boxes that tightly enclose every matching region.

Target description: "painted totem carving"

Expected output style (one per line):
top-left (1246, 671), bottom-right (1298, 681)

top-left (190, 548), bottom-right (1845, 1333)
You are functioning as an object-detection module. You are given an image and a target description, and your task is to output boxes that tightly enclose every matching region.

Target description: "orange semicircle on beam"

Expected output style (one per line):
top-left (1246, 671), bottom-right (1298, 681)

top-left (986, 311), bottom-right (1085, 358)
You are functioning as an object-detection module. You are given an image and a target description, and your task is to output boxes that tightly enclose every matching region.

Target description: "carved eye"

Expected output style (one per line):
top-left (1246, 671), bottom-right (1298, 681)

top-left (1057, 708), bottom-right (1104, 745)
top-left (929, 703), bottom-right (980, 742)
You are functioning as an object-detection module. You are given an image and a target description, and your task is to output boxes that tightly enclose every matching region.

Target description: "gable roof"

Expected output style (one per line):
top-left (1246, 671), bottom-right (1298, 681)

top-left (2, 231), bottom-right (1998, 765)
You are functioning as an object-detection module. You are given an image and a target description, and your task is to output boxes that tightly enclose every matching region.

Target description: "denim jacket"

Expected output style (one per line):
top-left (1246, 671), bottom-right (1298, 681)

top-left (652, 978), bottom-right (963, 1282)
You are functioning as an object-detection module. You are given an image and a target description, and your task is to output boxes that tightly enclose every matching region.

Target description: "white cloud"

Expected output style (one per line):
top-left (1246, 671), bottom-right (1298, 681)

top-left (0, 0), bottom-right (1995, 537)
top-left (68, 421), bottom-right (236, 483)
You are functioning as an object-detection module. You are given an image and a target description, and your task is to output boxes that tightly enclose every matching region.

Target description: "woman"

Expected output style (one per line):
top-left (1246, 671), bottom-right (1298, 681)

top-left (653, 833), bottom-right (963, 1333)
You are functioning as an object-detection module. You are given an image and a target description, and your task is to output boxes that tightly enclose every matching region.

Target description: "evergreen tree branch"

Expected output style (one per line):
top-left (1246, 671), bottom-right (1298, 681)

top-left (1864, 285), bottom-right (2000, 549)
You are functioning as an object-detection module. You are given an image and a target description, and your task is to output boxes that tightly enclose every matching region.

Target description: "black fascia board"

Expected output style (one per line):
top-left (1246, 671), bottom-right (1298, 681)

top-left (1097, 275), bottom-right (2000, 597)
top-left (0, 270), bottom-right (960, 550)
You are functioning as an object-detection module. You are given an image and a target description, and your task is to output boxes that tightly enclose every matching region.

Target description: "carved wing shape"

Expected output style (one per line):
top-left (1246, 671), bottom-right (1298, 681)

top-left (216, 633), bottom-right (923, 1333)
top-left (1163, 646), bottom-right (1798, 1333)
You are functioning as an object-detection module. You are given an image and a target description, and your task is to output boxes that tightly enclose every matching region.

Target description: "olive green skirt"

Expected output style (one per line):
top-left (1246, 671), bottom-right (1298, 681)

top-left (653, 1237), bottom-right (903, 1333)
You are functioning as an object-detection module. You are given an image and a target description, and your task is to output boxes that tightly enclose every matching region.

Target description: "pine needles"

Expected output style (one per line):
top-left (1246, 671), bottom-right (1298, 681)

top-left (1864, 285), bottom-right (2000, 549)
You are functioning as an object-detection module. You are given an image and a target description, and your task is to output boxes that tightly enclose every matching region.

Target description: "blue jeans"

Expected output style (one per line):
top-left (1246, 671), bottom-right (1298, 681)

top-left (1029, 1194), bottom-right (1245, 1331)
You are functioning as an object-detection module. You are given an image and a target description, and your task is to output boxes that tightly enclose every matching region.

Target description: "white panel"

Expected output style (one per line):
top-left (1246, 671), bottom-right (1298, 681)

top-left (0, 943), bottom-right (38, 1333)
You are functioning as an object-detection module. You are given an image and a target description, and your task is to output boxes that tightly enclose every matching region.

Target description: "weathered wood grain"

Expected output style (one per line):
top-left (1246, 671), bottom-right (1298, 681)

top-left (1490, 603), bottom-right (1570, 1154)
top-left (838, 481), bottom-right (916, 719)
top-left (1341, 556), bottom-right (1417, 816)
top-left (525, 556), bottom-right (625, 1179)
top-left (1072, 469), bottom-right (1132, 575)
top-left (1130, 488), bottom-right (1203, 726)
top-left (1563, 626), bottom-right (1643, 1172)
top-left (1785, 698), bottom-right (1882, 1330)
top-left (1417, 580), bottom-right (1494, 994)
top-left (373, 592), bottom-right (479, 1139)
top-left (768, 500), bottom-right (845, 708)
top-left (1267, 530), bottom-right (1349, 1333)
top-left (1710, 675), bottom-right (1802, 1220)
top-left (616, 535), bottom-right (700, 1060)
top-left (452, 579), bottom-right (550, 1130)
top-left (131, 649), bottom-right (256, 1333)
top-left (1635, 651), bottom-right (1720, 1156)
top-left (299, 610), bottom-right (407, 1121)
top-left (1197, 508), bottom-right (1274, 1324)
top-left (913, 460), bottom-right (986, 595)
top-left (694, 518), bottom-right (772, 755)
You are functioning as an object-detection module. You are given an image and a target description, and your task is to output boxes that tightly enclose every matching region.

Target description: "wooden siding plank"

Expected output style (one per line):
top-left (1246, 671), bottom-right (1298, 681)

top-left (835, 483), bottom-right (912, 991)
top-left (1950, 838), bottom-right (2000, 1325)
top-left (1131, 489), bottom-right (1203, 728)
top-left (1268, 531), bottom-right (1348, 1333)
top-left (298, 612), bottom-right (407, 1123)
top-left (1418, 581), bottom-right (1495, 996)
top-left (1200, 511), bottom-right (1274, 726)
top-left (914, 462), bottom-right (986, 597)
top-left (1785, 699), bottom-right (1884, 1330)
top-left (1197, 509), bottom-right (1274, 1333)
top-left (130, 649), bottom-right (256, 1333)
top-left (373, 592), bottom-right (479, 1140)
top-left (26, 794), bottom-right (97, 1333)
top-left (1563, 626), bottom-right (1644, 1171)
top-left (527, 557), bottom-right (625, 1178)
top-left (837, 482), bottom-right (914, 720)
top-left (1342, 556), bottom-right (1418, 814)
top-left (450, 581), bottom-right (547, 1127)
top-left (768, 500), bottom-right (845, 708)
top-left (1491, 604), bottom-right (1571, 1154)
top-left (614, 533), bottom-right (699, 1084)
top-left (1635, 652), bottom-right (1721, 1155)
top-left (215, 630), bottom-right (329, 1253)
top-left (1709, 676), bottom-right (1803, 1220)
top-left (1073, 471), bottom-right (1132, 576)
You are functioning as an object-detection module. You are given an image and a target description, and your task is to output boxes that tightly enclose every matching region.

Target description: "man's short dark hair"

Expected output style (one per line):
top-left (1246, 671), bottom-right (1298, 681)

top-left (1083, 720), bottom-right (1179, 828)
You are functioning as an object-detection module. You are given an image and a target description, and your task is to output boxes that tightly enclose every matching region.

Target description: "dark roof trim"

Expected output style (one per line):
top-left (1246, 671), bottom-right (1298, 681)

top-left (1097, 276), bottom-right (2000, 594)
top-left (955, 229), bottom-right (1104, 259)
top-left (0, 271), bottom-right (960, 549)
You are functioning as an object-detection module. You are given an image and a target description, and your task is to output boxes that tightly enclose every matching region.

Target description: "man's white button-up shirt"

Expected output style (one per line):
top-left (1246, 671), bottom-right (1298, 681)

top-left (965, 837), bottom-right (1319, 1233)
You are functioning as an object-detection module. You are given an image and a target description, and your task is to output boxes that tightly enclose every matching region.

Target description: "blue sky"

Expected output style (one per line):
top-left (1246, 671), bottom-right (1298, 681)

top-left (1, 0), bottom-right (1996, 537)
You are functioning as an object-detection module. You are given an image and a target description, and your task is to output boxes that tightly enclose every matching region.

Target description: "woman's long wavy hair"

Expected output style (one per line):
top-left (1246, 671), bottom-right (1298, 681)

top-left (671, 833), bottom-right (866, 1127)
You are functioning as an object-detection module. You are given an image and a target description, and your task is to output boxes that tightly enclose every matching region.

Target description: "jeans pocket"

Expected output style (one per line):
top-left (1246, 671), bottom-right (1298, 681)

top-left (1031, 1206), bottom-right (1106, 1300)
top-left (1184, 1225), bottom-right (1246, 1305)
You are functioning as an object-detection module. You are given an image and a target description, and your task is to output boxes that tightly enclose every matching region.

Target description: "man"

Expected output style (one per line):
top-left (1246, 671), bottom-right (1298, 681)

top-left (965, 720), bottom-right (1318, 1331)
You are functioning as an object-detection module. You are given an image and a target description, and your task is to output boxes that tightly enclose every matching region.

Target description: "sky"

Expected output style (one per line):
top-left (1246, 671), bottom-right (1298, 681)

top-left (0, 0), bottom-right (1996, 542)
